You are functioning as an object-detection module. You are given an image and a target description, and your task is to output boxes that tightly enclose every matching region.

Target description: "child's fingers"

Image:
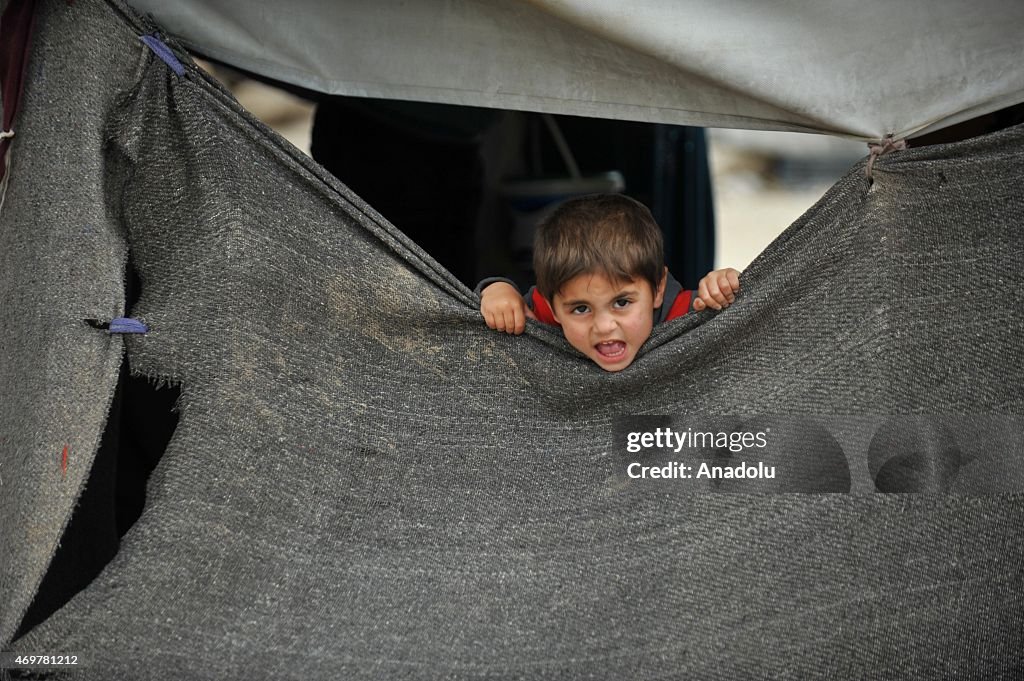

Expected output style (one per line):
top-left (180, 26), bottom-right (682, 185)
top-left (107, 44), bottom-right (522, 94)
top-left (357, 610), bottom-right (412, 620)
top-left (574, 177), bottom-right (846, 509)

top-left (697, 279), bottom-right (718, 310)
top-left (696, 269), bottom-right (740, 312)
top-left (512, 307), bottom-right (526, 335)
top-left (704, 278), bottom-right (726, 309)
top-left (715, 273), bottom-right (736, 306)
top-left (486, 305), bottom-right (509, 332)
top-left (726, 269), bottom-right (740, 293)
top-left (498, 309), bottom-right (513, 333)
top-left (713, 275), bottom-right (733, 306)
top-left (714, 274), bottom-right (737, 307)
top-left (717, 273), bottom-right (737, 305)
top-left (504, 309), bottom-right (519, 335)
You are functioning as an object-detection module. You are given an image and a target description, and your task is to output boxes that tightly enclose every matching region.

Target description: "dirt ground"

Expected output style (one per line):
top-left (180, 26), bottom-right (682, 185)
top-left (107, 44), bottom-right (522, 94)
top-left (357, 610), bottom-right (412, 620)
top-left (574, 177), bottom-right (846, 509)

top-left (707, 130), bottom-right (866, 270)
top-left (710, 177), bottom-right (835, 271)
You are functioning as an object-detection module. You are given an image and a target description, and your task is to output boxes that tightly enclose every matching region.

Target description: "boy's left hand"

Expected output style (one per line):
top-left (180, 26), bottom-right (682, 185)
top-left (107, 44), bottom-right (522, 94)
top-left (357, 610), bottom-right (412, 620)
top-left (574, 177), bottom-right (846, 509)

top-left (694, 268), bottom-right (741, 311)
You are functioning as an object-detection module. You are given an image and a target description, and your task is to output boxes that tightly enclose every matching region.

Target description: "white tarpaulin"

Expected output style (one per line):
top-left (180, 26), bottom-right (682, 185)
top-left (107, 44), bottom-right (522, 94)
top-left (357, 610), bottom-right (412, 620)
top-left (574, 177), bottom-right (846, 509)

top-left (126, 0), bottom-right (1024, 141)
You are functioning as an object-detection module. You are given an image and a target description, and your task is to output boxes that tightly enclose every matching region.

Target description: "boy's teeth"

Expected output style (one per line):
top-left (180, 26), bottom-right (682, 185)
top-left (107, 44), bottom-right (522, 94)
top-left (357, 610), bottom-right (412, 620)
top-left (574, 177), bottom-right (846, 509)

top-left (596, 341), bottom-right (626, 357)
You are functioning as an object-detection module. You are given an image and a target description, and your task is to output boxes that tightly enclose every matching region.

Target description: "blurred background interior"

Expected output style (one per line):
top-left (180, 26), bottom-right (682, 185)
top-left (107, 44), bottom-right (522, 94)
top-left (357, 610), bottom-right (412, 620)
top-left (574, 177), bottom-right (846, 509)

top-left (206, 62), bottom-right (867, 292)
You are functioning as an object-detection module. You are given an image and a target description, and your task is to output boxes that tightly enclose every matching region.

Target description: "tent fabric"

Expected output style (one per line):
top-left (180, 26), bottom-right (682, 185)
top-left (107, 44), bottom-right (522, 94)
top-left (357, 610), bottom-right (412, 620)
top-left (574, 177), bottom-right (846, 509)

top-left (124, 0), bottom-right (1024, 141)
top-left (2, 0), bottom-right (1024, 677)
top-left (0, 0), bottom-right (135, 652)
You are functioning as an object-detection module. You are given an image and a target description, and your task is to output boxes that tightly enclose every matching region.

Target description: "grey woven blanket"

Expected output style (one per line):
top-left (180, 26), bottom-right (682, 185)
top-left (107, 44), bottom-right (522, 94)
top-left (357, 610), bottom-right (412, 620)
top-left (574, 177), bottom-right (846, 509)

top-left (1, 1), bottom-right (1022, 678)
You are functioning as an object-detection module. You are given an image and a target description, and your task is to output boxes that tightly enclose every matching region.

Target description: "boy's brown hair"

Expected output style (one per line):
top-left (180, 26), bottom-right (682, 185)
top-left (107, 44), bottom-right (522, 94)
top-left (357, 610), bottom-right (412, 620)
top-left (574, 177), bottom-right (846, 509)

top-left (533, 193), bottom-right (664, 300)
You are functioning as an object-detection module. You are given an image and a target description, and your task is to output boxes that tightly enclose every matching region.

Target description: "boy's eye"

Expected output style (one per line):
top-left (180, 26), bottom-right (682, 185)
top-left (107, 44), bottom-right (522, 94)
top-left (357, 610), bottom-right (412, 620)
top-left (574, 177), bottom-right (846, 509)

top-left (613, 298), bottom-right (632, 309)
top-left (571, 305), bottom-right (590, 315)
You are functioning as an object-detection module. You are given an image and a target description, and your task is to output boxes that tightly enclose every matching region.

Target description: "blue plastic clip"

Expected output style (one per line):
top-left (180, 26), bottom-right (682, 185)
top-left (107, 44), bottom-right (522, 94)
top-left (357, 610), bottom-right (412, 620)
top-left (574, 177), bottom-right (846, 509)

top-left (139, 35), bottom-right (185, 76)
top-left (108, 317), bottom-right (149, 334)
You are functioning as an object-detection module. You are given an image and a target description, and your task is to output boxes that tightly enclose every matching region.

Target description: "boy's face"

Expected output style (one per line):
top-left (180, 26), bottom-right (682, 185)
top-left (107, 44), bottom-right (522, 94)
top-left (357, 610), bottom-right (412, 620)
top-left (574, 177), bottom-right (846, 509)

top-left (550, 269), bottom-right (667, 372)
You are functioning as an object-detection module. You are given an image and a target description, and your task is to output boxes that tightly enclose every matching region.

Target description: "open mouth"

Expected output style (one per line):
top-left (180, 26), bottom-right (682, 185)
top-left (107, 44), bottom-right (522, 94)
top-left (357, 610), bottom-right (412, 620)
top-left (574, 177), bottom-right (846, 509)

top-left (595, 340), bottom-right (627, 360)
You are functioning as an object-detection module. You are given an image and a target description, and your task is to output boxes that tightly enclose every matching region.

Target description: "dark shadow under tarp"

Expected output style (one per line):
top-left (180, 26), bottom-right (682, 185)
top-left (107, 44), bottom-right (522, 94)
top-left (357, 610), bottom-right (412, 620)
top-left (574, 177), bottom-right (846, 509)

top-left (1, 1), bottom-right (1022, 678)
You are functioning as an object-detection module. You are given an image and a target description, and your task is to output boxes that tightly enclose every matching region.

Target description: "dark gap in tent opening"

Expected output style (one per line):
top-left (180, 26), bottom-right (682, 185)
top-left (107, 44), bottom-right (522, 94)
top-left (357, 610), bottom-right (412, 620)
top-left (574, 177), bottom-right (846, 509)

top-left (308, 98), bottom-right (717, 290)
top-left (14, 258), bottom-right (180, 641)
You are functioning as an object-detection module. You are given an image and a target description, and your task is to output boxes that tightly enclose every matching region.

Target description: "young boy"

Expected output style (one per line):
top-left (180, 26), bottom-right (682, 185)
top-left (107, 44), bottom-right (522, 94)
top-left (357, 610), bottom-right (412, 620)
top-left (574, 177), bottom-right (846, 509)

top-left (477, 194), bottom-right (740, 372)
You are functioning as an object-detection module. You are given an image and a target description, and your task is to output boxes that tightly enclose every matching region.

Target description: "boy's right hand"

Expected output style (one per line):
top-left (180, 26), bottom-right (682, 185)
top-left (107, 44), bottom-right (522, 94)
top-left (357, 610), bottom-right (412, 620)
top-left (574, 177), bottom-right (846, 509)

top-left (480, 282), bottom-right (536, 334)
